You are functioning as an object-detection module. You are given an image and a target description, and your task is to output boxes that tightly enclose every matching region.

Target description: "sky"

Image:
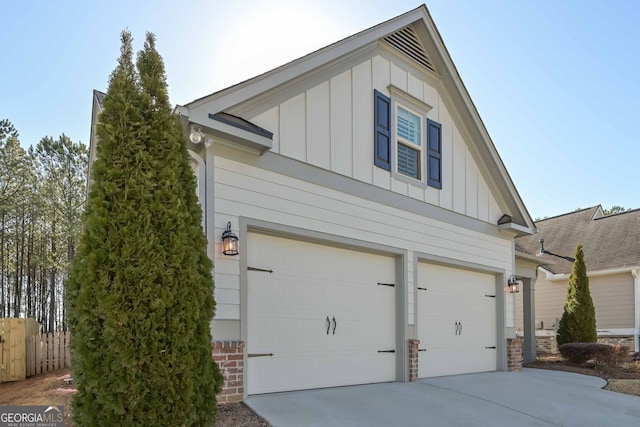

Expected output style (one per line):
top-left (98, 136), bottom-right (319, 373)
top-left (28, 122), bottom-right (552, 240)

top-left (2, 0), bottom-right (638, 220)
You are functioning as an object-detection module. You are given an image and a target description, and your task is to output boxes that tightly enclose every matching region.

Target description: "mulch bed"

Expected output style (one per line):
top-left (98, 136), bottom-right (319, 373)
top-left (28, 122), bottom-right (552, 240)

top-left (215, 402), bottom-right (270, 427)
top-left (524, 353), bottom-right (640, 397)
top-left (524, 354), bottom-right (640, 380)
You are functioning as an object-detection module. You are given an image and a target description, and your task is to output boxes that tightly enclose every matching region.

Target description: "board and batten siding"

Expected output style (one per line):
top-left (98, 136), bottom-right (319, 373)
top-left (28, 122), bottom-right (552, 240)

top-left (211, 154), bottom-right (513, 325)
top-left (248, 54), bottom-right (501, 225)
top-left (515, 272), bottom-right (635, 331)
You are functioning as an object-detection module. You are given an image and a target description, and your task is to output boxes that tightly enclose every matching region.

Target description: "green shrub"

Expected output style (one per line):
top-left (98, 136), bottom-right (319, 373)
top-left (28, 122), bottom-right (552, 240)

top-left (557, 244), bottom-right (597, 346)
top-left (66, 31), bottom-right (222, 426)
top-left (591, 344), bottom-right (630, 365)
top-left (559, 343), bottom-right (629, 365)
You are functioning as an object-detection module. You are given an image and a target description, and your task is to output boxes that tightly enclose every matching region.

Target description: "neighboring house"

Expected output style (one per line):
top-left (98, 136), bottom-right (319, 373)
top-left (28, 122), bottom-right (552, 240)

top-left (515, 206), bottom-right (640, 354)
top-left (91, 5), bottom-right (537, 401)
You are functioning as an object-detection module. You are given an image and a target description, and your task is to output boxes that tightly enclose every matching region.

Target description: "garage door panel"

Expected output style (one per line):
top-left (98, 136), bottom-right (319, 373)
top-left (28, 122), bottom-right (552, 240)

top-left (420, 319), bottom-right (458, 347)
top-left (247, 232), bottom-right (396, 395)
top-left (418, 263), bottom-right (497, 378)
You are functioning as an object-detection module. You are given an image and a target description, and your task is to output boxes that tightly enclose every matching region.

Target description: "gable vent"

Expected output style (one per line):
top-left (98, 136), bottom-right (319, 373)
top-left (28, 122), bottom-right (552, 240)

top-left (383, 26), bottom-right (436, 73)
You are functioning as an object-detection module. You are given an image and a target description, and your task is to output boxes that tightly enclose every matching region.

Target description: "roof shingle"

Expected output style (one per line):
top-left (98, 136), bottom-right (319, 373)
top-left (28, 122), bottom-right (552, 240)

top-left (515, 205), bottom-right (640, 274)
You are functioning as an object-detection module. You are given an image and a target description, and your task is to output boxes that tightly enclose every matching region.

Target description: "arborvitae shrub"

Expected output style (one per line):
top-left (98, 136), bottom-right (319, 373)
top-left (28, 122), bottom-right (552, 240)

top-left (67, 31), bottom-right (222, 426)
top-left (556, 244), bottom-right (597, 346)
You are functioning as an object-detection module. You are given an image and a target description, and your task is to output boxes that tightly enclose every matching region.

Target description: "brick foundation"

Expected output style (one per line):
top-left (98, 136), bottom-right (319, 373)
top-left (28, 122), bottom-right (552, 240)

top-left (408, 339), bottom-right (419, 381)
top-left (536, 334), bottom-right (636, 356)
top-left (507, 338), bottom-right (523, 371)
top-left (536, 335), bottom-right (558, 355)
top-left (212, 340), bottom-right (245, 403)
top-left (596, 335), bottom-right (635, 351)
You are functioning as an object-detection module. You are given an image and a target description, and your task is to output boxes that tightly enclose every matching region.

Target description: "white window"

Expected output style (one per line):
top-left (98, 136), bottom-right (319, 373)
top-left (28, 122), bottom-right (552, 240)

top-left (396, 104), bottom-right (422, 180)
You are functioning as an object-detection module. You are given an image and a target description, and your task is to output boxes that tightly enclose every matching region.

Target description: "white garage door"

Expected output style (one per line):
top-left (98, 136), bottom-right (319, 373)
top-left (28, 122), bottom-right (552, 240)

top-left (418, 263), bottom-right (497, 378)
top-left (247, 232), bottom-right (397, 395)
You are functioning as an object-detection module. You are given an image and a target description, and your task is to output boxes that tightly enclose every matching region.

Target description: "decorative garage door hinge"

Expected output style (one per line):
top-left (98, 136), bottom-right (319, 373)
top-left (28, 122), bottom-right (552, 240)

top-left (485, 346), bottom-right (496, 349)
top-left (484, 294), bottom-right (496, 298)
top-left (377, 282), bottom-right (395, 287)
top-left (418, 348), bottom-right (427, 352)
top-left (377, 349), bottom-right (396, 353)
top-left (248, 353), bottom-right (274, 358)
top-left (248, 266), bottom-right (274, 273)
top-left (417, 287), bottom-right (427, 291)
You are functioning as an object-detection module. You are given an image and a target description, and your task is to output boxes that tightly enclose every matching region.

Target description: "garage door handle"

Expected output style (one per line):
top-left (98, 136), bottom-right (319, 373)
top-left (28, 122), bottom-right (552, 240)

top-left (326, 316), bottom-right (331, 335)
top-left (332, 316), bottom-right (337, 335)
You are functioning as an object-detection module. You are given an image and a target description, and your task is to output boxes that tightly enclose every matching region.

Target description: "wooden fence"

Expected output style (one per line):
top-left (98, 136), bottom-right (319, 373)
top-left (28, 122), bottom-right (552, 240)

top-left (0, 318), bottom-right (70, 383)
top-left (26, 331), bottom-right (71, 378)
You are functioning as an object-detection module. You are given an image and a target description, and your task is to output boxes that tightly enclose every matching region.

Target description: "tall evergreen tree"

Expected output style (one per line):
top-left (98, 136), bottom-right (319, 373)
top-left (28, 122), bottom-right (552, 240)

top-left (34, 135), bottom-right (88, 330)
top-left (0, 123), bottom-right (32, 318)
top-left (67, 31), bottom-right (221, 426)
top-left (556, 244), bottom-right (597, 345)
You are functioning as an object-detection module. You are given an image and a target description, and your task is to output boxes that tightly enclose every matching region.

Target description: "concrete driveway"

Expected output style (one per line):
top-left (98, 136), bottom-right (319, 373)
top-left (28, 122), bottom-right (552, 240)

top-left (245, 369), bottom-right (640, 426)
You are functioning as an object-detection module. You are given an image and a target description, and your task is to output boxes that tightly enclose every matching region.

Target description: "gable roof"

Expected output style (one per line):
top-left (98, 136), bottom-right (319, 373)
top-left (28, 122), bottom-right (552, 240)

top-left (87, 89), bottom-right (106, 189)
top-left (181, 4), bottom-right (535, 234)
top-left (515, 205), bottom-right (640, 275)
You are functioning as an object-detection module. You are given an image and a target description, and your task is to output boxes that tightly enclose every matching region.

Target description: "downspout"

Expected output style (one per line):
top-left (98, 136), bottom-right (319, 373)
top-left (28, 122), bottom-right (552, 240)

top-left (633, 269), bottom-right (640, 353)
top-left (204, 139), bottom-right (215, 264)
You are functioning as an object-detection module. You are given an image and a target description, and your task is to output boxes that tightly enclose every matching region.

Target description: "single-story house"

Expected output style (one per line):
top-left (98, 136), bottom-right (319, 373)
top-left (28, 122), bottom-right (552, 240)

top-left (90, 5), bottom-right (539, 401)
top-left (515, 205), bottom-right (640, 354)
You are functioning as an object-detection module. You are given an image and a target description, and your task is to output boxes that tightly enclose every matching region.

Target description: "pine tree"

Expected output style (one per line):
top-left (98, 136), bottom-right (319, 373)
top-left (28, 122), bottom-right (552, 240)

top-left (67, 31), bottom-right (221, 426)
top-left (556, 244), bottom-right (597, 345)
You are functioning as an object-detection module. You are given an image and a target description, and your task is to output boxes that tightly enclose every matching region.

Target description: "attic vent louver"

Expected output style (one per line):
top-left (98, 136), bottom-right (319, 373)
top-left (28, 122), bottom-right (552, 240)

top-left (383, 25), bottom-right (436, 73)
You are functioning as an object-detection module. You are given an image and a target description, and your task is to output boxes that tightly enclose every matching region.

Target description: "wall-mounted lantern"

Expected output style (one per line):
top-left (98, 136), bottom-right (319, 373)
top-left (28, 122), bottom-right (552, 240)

top-left (189, 125), bottom-right (205, 144)
top-left (222, 222), bottom-right (239, 256)
top-left (507, 275), bottom-right (520, 293)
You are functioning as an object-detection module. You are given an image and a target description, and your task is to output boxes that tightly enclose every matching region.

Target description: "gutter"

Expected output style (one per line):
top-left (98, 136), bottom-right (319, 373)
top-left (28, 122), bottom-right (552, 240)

top-left (634, 269), bottom-right (640, 353)
top-left (540, 265), bottom-right (640, 282)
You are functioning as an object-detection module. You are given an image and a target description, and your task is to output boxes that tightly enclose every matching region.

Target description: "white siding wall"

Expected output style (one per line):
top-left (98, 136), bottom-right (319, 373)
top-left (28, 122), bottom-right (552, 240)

top-left (506, 293), bottom-right (515, 328)
top-left (212, 155), bottom-right (513, 323)
top-left (250, 54), bottom-right (502, 225)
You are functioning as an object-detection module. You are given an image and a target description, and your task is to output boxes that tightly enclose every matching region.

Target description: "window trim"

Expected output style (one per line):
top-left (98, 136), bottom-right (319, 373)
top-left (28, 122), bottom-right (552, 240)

top-left (395, 103), bottom-right (423, 181)
top-left (374, 86), bottom-right (442, 190)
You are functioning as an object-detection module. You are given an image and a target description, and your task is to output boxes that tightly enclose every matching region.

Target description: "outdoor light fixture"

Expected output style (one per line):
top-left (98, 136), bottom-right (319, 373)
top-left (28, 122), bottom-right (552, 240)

top-left (222, 222), bottom-right (239, 256)
top-left (507, 275), bottom-right (520, 293)
top-left (189, 125), bottom-right (205, 144)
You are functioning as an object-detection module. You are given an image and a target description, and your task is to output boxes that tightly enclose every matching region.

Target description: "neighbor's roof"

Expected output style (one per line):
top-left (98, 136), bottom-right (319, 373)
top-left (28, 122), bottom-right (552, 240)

top-left (515, 205), bottom-right (640, 274)
top-left (94, 89), bottom-right (106, 109)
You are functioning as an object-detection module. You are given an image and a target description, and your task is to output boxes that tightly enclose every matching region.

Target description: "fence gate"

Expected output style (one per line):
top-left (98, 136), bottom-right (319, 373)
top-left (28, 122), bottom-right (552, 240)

top-left (0, 318), bottom-right (28, 382)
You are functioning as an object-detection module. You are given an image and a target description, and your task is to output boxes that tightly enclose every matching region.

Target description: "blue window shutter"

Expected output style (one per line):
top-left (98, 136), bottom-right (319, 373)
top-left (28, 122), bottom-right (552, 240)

top-left (374, 90), bottom-right (391, 170)
top-left (427, 119), bottom-right (442, 189)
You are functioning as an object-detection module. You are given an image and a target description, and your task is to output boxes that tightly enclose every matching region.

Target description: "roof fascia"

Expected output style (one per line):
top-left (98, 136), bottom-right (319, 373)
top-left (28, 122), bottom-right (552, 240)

top-left (515, 251), bottom-right (547, 265)
top-left (498, 221), bottom-right (533, 237)
top-left (415, 9), bottom-right (535, 234)
top-left (175, 107), bottom-right (272, 155)
top-left (540, 265), bottom-right (640, 282)
top-left (207, 117), bottom-right (272, 154)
